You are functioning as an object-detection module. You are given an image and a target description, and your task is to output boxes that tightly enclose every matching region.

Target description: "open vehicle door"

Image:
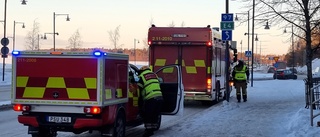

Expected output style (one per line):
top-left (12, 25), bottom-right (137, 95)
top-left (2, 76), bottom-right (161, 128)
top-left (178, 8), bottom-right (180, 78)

top-left (155, 65), bottom-right (184, 115)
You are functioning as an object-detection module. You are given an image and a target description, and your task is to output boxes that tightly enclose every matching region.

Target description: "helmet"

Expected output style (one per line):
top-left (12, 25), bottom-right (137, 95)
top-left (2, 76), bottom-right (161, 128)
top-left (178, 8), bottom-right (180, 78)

top-left (140, 66), bottom-right (149, 71)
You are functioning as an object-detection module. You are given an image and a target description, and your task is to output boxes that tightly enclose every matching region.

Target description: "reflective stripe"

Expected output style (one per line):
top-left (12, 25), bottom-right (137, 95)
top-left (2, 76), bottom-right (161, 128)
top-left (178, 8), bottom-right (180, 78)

top-left (67, 88), bottom-right (90, 99)
top-left (155, 59), bottom-right (206, 74)
top-left (84, 78), bottom-right (97, 89)
top-left (117, 89), bottom-right (123, 98)
top-left (46, 77), bottom-right (66, 88)
top-left (105, 89), bottom-right (112, 99)
top-left (17, 76), bottom-right (28, 87)
top-left (234, 66), bottom-right (247, 80)
top-left (23, 87), bottom-right (45, 98)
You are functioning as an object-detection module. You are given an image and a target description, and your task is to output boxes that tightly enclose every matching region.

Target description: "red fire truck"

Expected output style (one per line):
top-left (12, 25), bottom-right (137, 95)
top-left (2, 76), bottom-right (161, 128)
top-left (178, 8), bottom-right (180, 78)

top-left (148, 25), bottom-right (230, 104)
top-left (11, 50), bottom-right (183, 137)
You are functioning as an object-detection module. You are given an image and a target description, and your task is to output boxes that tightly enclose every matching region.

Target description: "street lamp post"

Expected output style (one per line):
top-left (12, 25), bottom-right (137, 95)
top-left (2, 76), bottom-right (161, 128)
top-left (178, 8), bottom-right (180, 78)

top-left (13, 21), bottom-right (25, 50)
top-left (235, 10), bottom-right (250, 63)
top-left (284, 24), bottom-right (295, 76)
top-left (134, 39), bottom-right (139, 65)
top-left (43, 32), bottom-right (59, 50)
top-left (53, 12), bottom-right (70, 51)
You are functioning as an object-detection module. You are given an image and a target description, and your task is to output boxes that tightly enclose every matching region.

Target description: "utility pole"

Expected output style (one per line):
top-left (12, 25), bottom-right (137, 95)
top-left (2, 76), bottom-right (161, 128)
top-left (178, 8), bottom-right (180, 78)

top-left (225, 0), bottom-right (230, 101)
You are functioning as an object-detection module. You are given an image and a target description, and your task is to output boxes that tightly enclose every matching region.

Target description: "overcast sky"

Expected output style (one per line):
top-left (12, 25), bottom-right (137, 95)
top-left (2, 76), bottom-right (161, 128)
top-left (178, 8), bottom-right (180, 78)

top-left (0, 0), bottom-right (291, 55)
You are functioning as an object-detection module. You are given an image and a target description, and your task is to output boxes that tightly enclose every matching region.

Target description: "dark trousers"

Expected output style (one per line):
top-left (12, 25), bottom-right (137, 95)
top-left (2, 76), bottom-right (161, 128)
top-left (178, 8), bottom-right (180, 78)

top-left (143, 97), bottom-right (163, 130)
top-left (235, 81), bottom-right (247, 100)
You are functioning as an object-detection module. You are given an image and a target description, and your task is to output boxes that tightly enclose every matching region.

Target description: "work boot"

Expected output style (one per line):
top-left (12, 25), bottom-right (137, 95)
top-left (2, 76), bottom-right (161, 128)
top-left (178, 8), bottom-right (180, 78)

top-left (238, 100), bottom-right (241, 103)
top-left (243, 99), bottom-right (247, 102)
top-left (143, 129), bottom-right (154, 137)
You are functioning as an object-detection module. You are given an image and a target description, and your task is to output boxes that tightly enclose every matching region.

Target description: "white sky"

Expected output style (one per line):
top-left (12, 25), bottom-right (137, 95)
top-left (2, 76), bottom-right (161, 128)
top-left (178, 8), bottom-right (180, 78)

top-left (0, 0), bottom-right (292, 55)
top-left (1, 60), bottom-right (320, 136)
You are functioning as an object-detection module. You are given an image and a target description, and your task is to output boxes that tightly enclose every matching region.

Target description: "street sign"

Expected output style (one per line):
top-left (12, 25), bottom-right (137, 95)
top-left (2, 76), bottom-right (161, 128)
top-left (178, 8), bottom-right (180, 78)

top-left (245, 51), bottom-right (252, 57)
top-left (220, 22), bottom-right (234, 30)
top-left (222, 30), bottom-right (232, 41)
top-left (221, 13), bottom-right (234, 21)
top-left (274, 57), bottom-right (279, 62)
top-left (1, 37), bottom-right (9, 46)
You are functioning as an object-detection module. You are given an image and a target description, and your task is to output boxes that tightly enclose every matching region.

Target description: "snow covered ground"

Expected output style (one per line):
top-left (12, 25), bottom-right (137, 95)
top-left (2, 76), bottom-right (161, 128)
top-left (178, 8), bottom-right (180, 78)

top-left (1, 59), bottom-right (320, 136)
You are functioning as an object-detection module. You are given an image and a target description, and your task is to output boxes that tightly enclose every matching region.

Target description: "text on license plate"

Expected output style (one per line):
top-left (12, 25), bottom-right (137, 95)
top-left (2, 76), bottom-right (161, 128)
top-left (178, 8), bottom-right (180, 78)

top-left (47, 116), bottom-right (71, 123)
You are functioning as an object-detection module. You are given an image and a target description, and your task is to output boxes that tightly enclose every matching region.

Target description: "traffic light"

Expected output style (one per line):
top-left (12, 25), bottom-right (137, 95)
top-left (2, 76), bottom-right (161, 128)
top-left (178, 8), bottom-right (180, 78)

top-left (1, 37), bottom-right (10, 58)
top-left (233, 49), bottom-right (238, 62)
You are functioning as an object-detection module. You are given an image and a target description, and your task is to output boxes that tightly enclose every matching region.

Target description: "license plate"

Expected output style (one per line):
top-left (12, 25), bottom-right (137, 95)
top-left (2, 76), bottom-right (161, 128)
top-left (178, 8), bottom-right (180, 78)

top-left (47, 116), bottom-right (71, 123)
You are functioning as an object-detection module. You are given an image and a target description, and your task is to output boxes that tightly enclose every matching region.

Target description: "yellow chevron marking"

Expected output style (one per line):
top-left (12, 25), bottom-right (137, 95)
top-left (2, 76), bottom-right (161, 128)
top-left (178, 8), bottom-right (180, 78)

top-left (194, 60), bottom-right (205, 67)
top-left (67, 88), bottom-right (90, 99)
top-left (175, 60), bottom-right (185, 66)
top-left (17, 76), bottom-right (29, 87)
top-left (163, 67), bottom-right (174, 73)
top-left (23, 87), bottom-right (45, 98)
top-left (186, 66), bottom-right (197, 74)
top-left (117, 89), bottom-right (123, 98)
top-left (84, 78), bottom-right (97, 89)
top-left (46, 77), bottom-right (66, 88)
top-left (105, 89), bottom-right (112, 99)
top-left (155, 59), bottom-right (166, 66)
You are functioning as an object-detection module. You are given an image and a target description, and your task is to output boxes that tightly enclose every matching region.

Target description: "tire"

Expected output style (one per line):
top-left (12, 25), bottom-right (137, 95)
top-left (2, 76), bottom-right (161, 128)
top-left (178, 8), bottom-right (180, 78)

top-left (155, 114), bottom-right (162, 131)
top-left (112, 111), bottom-right (126, 137)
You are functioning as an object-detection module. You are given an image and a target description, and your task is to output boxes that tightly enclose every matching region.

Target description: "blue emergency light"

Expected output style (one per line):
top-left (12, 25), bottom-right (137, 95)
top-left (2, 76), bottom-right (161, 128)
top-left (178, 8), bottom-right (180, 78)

top-left (12, 51), bottom-right (20, 56)
top-left (93, 51), bottom-right (103, 57)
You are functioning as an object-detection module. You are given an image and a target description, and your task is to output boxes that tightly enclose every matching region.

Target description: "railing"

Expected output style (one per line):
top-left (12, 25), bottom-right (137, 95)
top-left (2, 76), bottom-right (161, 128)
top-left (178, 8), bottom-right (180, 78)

top-left (305, 77), bottom-right (320, 126)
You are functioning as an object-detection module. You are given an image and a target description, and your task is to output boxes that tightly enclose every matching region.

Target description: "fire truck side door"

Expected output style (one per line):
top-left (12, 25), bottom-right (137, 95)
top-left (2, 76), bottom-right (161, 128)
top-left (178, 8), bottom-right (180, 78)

top-left (155, 65), bottom-right (184, 115)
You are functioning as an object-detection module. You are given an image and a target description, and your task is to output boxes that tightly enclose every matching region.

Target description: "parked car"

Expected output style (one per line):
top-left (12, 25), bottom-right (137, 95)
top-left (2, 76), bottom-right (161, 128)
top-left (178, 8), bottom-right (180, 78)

top-left (273, 69), bottom-right (297, 80)
top-left (267, 66), bottom-right (276, 73)
top-left (288, 67), bottom-right (298, 74)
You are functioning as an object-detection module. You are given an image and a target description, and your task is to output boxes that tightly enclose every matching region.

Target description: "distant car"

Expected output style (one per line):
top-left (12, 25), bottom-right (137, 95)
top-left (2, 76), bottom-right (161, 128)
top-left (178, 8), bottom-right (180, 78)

top-left (273, 69), bottom-right (297, 80)
top-left (267, 66), bottom-right (276, 73)
top-left (288, 67), bottom-right (298, 74)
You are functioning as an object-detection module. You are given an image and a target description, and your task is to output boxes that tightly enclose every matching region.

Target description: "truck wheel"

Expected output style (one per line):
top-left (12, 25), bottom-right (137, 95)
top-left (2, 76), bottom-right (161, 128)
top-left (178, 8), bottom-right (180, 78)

top-left (155, 114), bottom-right (162, 131)
top-left (112, 111), bottom-right (126, 137)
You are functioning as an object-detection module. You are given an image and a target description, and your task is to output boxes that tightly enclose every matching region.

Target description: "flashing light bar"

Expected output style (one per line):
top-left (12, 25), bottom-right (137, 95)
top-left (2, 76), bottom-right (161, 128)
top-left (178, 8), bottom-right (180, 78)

top-left (12, 51), bottom-right (20, 56)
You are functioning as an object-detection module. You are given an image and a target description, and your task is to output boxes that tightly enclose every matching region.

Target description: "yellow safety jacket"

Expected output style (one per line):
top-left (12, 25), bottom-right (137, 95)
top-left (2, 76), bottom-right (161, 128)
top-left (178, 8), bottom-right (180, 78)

top-left (138, 69), bottom-right (162, 100)
top-left (234, 66), bottom-right (247, 81)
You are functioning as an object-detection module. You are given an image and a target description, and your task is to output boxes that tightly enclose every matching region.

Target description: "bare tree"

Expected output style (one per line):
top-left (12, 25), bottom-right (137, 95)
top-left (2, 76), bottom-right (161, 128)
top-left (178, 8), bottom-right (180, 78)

top-left (67, 29), bottom-right (82, 50)
top-left (241, 0), bottom-right (320, 97)
top-left (167, 21), bottom-right (175, 27)
top-left (180, 21), bottom-right (186, 27)
top-left (108, 25), bottom-right (122, 49)
top-left (24, 19), bottom-right (40, 50)
top-left (149, 17), bottom-right (154, 27)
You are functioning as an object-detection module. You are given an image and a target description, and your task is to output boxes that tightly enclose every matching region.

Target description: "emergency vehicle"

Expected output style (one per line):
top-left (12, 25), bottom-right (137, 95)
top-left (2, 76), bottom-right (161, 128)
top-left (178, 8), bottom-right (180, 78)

top-left (148, 25), bottom-right (230, 104)
top-left (11, 50), bottom-right (183, 137)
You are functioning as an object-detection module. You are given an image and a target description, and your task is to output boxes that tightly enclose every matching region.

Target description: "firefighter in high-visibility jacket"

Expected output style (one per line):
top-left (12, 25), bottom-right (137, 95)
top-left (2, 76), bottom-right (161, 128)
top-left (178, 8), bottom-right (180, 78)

top-left (232, 60), bottom-right (250, 102)
top-left (137, 66), bottom-right (163, 137)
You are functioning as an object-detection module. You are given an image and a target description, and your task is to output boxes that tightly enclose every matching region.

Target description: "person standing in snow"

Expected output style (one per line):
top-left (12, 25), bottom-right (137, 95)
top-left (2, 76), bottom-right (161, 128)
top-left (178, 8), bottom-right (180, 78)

top-left (232, 60), bottom-right (250, 102)
top-left (137, 66), bottom-right (163, 137)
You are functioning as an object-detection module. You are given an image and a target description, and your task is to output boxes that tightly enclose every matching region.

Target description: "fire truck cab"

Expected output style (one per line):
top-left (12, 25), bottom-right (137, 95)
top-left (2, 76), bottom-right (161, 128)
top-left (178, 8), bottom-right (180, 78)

top-left (11, 50), bottom-right (183, 137)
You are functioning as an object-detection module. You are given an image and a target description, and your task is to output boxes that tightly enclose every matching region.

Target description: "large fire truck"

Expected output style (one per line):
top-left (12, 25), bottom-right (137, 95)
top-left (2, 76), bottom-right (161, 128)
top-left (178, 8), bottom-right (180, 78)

top-left (148, 25), bottom-right (230, 104)
top-left (11, 50), bottom-right (183, 137)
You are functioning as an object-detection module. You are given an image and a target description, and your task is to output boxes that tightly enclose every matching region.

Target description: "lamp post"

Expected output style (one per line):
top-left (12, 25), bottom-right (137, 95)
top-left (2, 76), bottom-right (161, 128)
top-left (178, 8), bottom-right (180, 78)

top-left (13, 21), bottom-right (25, 50)
top-left (43, 32), bottom-right (59, 50)
top-left (37, 34), bottom-right (44, 51)
top-left (235, 10), bottom-right (250, 63)
top-left (284, 24), bottom-right (294, 76)
top-left (134, 39), bottom-right (139, 65)
top-left (53, 12), bottom-right (70, 51)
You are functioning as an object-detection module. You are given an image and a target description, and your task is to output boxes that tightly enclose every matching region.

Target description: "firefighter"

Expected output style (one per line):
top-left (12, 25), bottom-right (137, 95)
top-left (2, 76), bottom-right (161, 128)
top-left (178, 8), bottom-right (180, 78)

top-left (137, 66), bottom-right (163, 137)
top-left (232, 60), bottom-right (250, 102)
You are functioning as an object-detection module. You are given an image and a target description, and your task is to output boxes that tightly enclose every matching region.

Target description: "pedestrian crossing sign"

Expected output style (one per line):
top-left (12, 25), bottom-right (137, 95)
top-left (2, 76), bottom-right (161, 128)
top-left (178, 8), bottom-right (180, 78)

top-left (245, 51), bottom-right (252, 57)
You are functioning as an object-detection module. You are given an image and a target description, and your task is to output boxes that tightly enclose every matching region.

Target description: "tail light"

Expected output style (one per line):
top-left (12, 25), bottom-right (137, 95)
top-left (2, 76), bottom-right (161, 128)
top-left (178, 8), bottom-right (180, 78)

top-left (148, 41), bottom-right (152, 45)
top-left (207, 42), bottom-right (212, 46)
top-left (84, 107), bottom-right (101, 114)
top-left (207, 78), bottom-right (212, 92)
top-left (13, 104), bottom-right (31, 112)
top-left (229, 81), bottom-right (234, 86)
